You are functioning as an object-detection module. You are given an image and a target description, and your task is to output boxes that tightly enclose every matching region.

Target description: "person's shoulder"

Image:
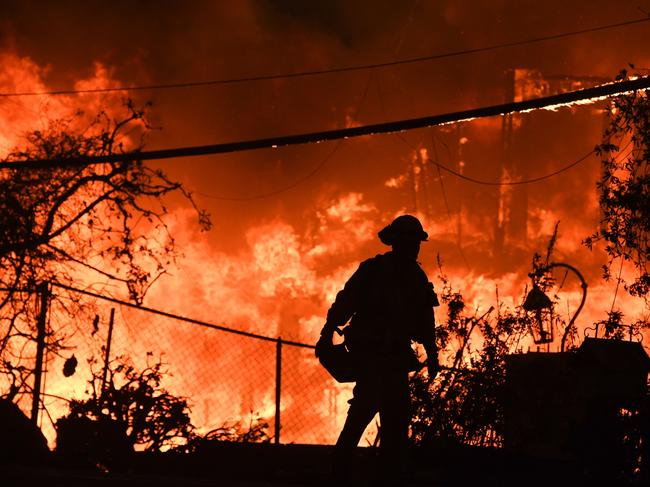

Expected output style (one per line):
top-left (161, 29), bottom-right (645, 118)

top-left (357, 253), bottom-right (390, 272)
top-left (363, 252), bottom-right (391, 265)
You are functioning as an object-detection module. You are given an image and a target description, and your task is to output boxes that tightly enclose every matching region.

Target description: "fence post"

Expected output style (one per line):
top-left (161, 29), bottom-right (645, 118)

top-left (31, 282), bottom-right (49, 425)
top-left (275, 337), bottom-right (282, 445)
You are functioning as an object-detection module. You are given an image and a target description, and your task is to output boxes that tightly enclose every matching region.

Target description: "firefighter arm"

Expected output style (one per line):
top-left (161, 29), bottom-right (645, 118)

top-left (424, 342), bottom-right (439, 380)
top-left (321, 261), bottom-right (368, 336)
top-left (418, 307), bottom-right (439, 376)
top-left (317, 266), bottom-right (365, 357)
top-left (422, 331), bottom-right (438, 360)
top-left (423, 280), bottom-right (440, 374)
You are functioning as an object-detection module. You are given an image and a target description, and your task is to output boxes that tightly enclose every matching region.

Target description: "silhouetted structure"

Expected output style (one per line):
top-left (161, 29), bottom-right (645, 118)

top-left (316, 214), bottom-right (440, 484)
top-left (504, 338), bottom-right (650, 481)
top-left (0, 398), bottom-right (49, 466)
top-left (56, 415), bottom-right (132, 471)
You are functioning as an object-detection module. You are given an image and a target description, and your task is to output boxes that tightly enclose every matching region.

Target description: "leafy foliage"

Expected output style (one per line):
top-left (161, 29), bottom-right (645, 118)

top-left (58, 354), bottom-right (270, 463)
top-left (410, 210), bottom-right (648, 461)
top-left (593, 310), bottom-right (648, 342)
top-left (409, 259), bottom-right (533, 447)
top-left (60, 354), bottom-right (194, 452)
top-left (586, 67), bottom-right (650, 301)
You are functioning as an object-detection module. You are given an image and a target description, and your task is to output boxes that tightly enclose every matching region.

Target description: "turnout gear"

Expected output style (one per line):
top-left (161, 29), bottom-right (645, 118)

top-left (316, 215), bottom-right (439, 483)
top-left (319, 251), bottom-right (438, 377)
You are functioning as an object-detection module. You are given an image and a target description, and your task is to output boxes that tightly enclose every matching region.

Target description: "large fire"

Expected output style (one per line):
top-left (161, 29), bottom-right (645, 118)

top-left (1, 43), bottom-right (648, 451)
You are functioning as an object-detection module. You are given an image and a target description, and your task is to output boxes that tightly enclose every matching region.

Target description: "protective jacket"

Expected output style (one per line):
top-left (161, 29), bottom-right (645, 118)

top-left (325, 251), bottom-right (438, 372)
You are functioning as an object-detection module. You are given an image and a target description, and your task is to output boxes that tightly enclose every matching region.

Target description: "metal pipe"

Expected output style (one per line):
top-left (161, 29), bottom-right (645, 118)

top-left (542, 262), bottom-right (588, 352)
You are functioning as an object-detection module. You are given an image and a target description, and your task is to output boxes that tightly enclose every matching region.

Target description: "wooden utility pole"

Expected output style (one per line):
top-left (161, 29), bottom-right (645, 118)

top-left (31, 282), bottom-right (49, 424)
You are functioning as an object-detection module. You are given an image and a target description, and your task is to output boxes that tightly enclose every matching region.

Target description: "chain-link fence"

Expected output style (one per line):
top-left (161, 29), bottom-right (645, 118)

top-left (27, 283), bottom-right (368, 449)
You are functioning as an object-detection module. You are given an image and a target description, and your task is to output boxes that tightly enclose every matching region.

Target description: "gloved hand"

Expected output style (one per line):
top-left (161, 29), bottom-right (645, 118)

top-left (427, 354), bottom-right (440, 381)
top-left (427, 282), bottom-right (440, 307)
top-left (315, 325), bottom-right (335, 358)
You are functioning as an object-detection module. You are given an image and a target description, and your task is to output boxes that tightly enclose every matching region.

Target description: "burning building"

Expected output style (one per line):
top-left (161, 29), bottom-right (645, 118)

top-left (0, 1), bottom-right (648, 453)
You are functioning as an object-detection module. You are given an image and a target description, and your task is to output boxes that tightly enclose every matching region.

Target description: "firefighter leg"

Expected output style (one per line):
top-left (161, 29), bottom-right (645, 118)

top-left (333, 378), bottom-right (379, 480)
top-left (377, 370), bottom-right (410, 484)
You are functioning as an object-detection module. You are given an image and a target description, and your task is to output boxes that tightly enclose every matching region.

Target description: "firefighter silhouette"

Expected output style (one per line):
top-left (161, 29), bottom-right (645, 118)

top-left (316, 214), bottom-right (440, 483)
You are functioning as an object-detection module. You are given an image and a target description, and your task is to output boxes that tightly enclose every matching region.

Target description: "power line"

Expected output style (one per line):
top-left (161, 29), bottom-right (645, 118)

top-left (4, 75), bottom-right (649, 170)
top-left (435, 137), bottom-right (635, 186)
top-left (374, 72), bottom-right (473, 270)
top-left (194, 71), bottom-right (374, 201)
top-left (434, 161), bottom-right (472, 270)
top-left (194, 141), bottom-right (342, 201)
top-left (1, 17), bottom-right (648, 98)
top-left (434, 149), bottom-right (595, 186)
top-left (50, 281), bottom-right (315, 349)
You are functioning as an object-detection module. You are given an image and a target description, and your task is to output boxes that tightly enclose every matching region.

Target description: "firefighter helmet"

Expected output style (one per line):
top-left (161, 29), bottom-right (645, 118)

top-left (378, 214), bottom-right (428, 245)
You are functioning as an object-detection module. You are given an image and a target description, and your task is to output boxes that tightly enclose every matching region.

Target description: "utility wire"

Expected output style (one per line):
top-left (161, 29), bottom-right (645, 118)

top-left (194, 141), bottom-right (342, 201)
top-left (374, 72), bottom-right (473, 270)
top-left (4, 75), bottom-right (649, 170)
top-left (434, 161), bottom-right (472, 270)
top-left (434, 149), bottom-right (595, 186)
top-left (194, 71), bottom-right (374, 201)
top-left (1, 17), bottom-right (648, 98)
top-left (437, 137), bottom-right (635, 186)
top-left (50, 281), bottom-right (315, 349)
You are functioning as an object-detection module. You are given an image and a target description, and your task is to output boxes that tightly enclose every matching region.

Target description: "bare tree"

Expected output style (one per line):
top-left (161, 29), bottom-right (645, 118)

top-left (0, 100), bottom-right (210, 401)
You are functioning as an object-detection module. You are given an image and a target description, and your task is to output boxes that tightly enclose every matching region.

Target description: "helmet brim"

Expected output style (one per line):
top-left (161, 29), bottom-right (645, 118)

top-left (378, 226), bottom-right (428, 246)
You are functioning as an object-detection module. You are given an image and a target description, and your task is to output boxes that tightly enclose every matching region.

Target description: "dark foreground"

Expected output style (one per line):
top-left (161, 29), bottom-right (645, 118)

top-left (0, 442), bottom-right (642, 487)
